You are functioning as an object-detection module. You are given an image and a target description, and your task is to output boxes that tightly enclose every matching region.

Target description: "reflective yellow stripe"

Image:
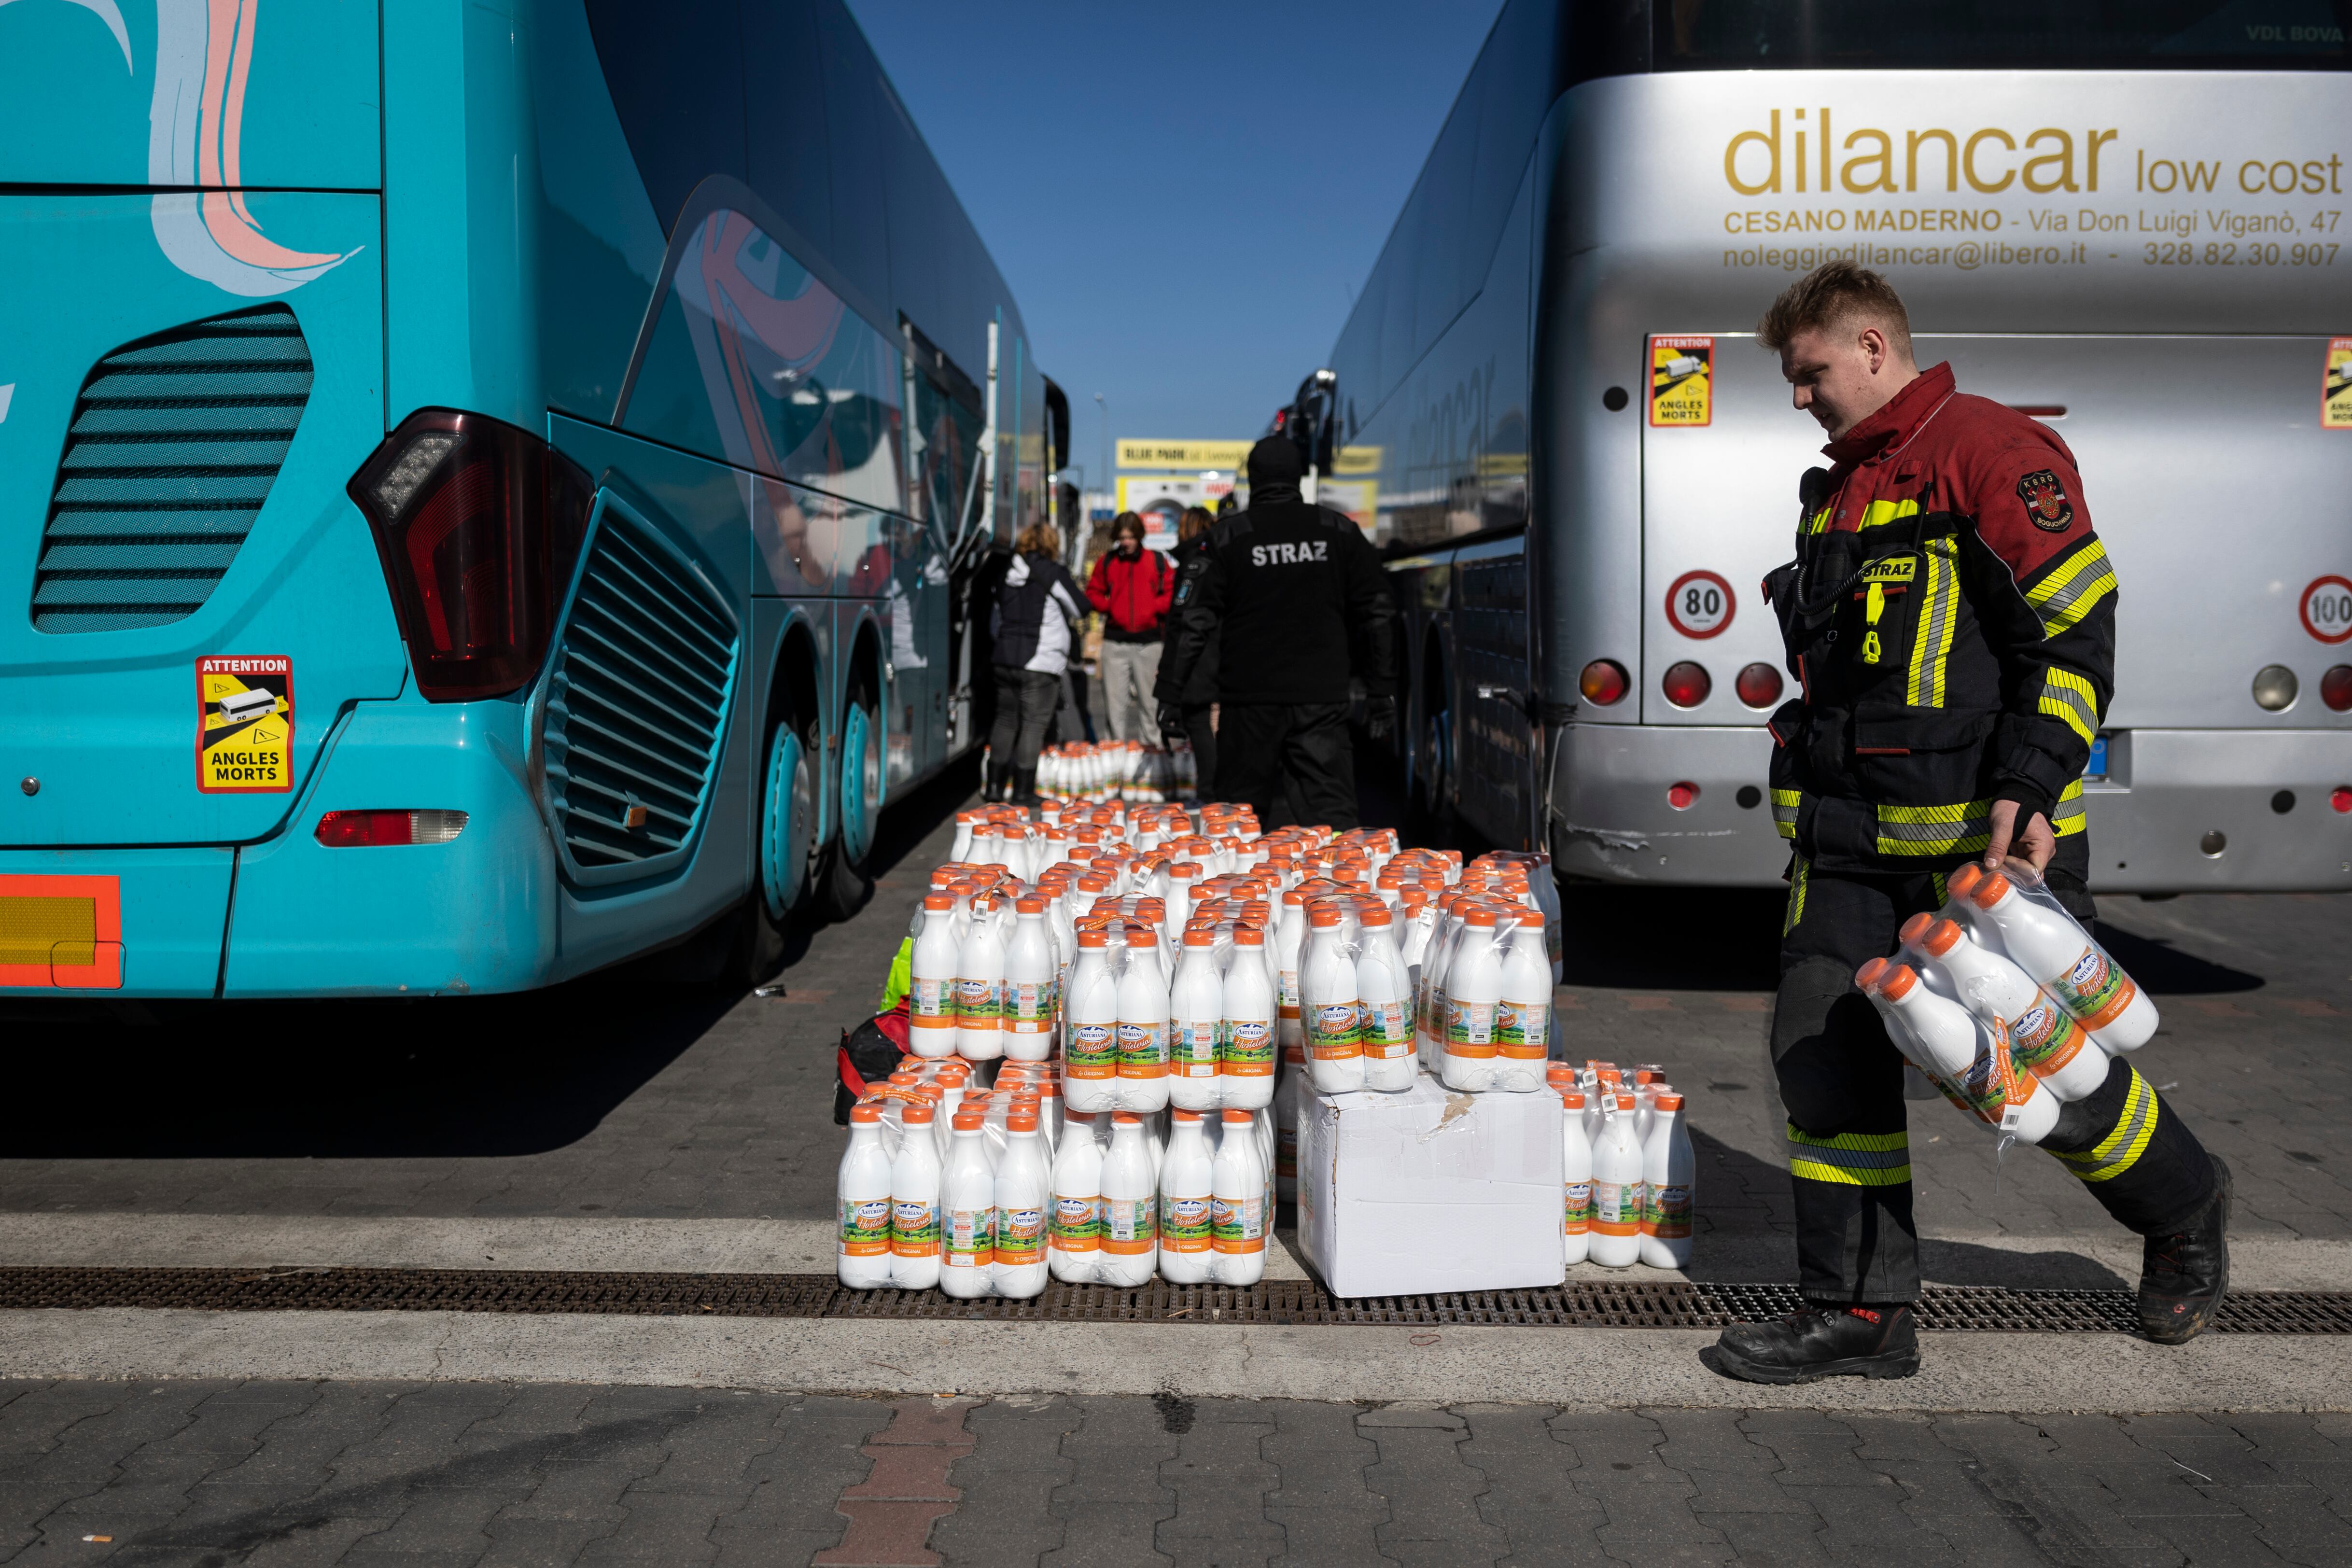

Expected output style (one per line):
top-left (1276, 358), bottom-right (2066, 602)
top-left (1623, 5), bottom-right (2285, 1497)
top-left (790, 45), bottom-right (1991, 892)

top-left (1876, 797), bottom-right (1993, 857)
top-left (1929, 870), bottom-right (1948, 907)
top-left (1771, 788), bottom-right (1801, 840)
top-left (2052, 1065), bottom-right (2157, 1183)
top-left (1858, 498), bottom-right (1921, 530)
top-left (1874, 781), bottom-right (2086, 857)
top-left (2039, 667), bottom-right (2100, 746)
top-left (1904, 545), bottom-right (1959, 708)
top-left (2027, 539), bottom-right (2118, 638)
top-left (1784, 856), bottom-right (1810, 935)
top-left (1788, 1124), bottom-right (1912, 1187)
top-left (2052, 777), bottom-right (2087, 838)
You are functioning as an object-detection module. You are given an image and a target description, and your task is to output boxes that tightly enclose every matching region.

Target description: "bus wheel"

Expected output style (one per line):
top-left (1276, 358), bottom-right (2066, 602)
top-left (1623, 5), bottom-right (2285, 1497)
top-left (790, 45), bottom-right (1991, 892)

top-left (761, 721), bottom-right (815, 920)
top-left (822, 692), bottom-right (880, 919)
top-left (1416, 703), bottom-right (1457, 840)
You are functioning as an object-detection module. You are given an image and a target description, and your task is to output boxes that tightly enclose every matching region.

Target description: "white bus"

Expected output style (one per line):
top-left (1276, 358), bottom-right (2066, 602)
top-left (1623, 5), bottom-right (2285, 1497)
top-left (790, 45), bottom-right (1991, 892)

top-left (1316, 0), bottom-right (2352, 891)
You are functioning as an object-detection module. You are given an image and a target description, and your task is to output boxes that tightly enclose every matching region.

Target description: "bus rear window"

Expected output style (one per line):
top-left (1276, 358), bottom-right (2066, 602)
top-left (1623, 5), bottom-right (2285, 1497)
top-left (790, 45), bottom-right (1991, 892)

top-left (1658, 0), bottom-right (2352, 70)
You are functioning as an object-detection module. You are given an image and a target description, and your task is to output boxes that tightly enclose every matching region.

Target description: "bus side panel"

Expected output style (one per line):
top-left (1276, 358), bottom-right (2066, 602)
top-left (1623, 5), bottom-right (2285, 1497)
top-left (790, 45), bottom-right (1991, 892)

top-left (0, 846), bottom-right (235, 997)
top-left (543, 420), bottom-right (756, 980)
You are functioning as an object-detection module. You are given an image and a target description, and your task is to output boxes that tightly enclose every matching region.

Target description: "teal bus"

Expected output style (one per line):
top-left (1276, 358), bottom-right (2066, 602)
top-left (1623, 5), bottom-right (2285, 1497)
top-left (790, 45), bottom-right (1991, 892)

top-left (0, 0), bottom-right (1059, 995)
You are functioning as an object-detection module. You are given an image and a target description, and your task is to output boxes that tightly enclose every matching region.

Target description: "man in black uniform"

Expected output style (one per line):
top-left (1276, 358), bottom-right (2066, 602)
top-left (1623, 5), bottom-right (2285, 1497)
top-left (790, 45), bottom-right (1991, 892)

top-left (1157, 436), bottom-right (1398, 827)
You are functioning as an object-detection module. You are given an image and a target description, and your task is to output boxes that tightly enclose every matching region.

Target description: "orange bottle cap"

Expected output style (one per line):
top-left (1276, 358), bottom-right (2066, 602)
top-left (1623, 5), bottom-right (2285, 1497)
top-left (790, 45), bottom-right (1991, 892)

top-left (1879, 964), bottom-right (1919, 1000)
top-left (1856, 955), bottom-right (1890, 991)
top-left (1946, 862), bottom-right (1983, 898)
top-left (1655, 1093), bottom-right (1684, 1112)
top-left (952, 1108), bottom-right (985, 1131)
top-left (1921, 919), bottom-right (1963, 957)
top-left (1008, 1109), bottom-right (1039, 1133)
top-left (902, 1103), bottom-right (935, 1125)
top-left (1972, 873), bottom-right (2013, 908)
top-left (850, 1103), bottom-right (882, 1124)
top-left (1112, 1111), bottom-right (1141, 1125)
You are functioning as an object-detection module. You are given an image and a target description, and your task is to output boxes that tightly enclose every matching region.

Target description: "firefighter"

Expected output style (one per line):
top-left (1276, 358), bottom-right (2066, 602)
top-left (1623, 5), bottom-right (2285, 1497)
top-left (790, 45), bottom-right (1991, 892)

top-left (1157, 436), bottom-right (1397, 827)
top-left (1711, 262), bottom-right (2230, 1385)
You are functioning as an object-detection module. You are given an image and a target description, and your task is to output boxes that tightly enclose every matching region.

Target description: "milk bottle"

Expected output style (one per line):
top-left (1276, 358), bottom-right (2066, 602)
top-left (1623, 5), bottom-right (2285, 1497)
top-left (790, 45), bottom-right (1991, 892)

top-left (1169, 929), bottom-right (1225, 1112)
top-left (888, 1102), bottom-right (943, 1289)
top-left (938, 1106), bottom-right (996, 1299)
top-left (1211, 1107), bottom-right (1269, 1285)
top-left (993, 1106), bottom-right (1050, 1298)
top-left (955, 895), bottom-right (1007, 1061)
top-left (909, 894), bottom-right (961, 1060)
top-left (1274, 1038), bottom-right (1305, 1203)
top-left (1495, 910), bottom-right (1552, 1092)
top-left (1902, 914), bottom-right (2109, 1102)
top-left (1875, 961), bottom-right (2058, 1143)
top-left (1355, 904), bottom-right (1416, 1093)
top-left (1301, 903), bottom-right (1366, 1093)
top-left (1560, 1087), bottom-right (1593, 1267)
top-left (1003, 896), bottom-right (1058, 1063)
top-left (1968, 871), bottom-right (2159, 1051)
top-left (1442, 906), bottom-right (1505, 1092)
top-left (1220, 924), bottom-right (1278, 1111)
top-left (1274, 888), bottom-right (1307, 1057)
top-left (1114, 927), bottom-right (1173, 1112)
top-left (1588, 1092), bottom-right (1644, 1269)
top-left (1157, 1109), bottom-right (1216, 1284)
top-left (1099, 1112), bottom-right (1159, 1287)
top-left (837, 1103), bottom-right (896, 1288)
top-left (1048, 1110), bottom-right (1105, 1283)
top-left (1638, 1092), bottom-right (1694, 1270)
top-left (1063, 929), bottom-right (1120, 1115)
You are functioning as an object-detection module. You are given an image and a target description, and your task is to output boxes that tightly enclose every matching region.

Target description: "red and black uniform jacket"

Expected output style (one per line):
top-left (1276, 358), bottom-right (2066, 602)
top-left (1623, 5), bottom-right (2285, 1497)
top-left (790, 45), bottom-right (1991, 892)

top-left (1763, 362), bottom-right (2115, 873)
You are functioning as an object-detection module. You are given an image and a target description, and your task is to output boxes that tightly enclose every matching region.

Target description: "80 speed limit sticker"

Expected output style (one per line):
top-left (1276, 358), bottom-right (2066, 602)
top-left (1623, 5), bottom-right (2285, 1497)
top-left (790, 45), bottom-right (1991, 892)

top-left (1665, 570), bottom-right (1735, 639)
top-left (2303, 576), bottom-right (2352, 644)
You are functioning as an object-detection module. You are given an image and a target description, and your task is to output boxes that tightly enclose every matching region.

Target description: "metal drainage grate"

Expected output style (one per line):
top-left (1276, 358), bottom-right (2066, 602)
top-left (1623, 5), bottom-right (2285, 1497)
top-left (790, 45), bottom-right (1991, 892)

top-left (2, 1268), bottom-right (2349, 1334)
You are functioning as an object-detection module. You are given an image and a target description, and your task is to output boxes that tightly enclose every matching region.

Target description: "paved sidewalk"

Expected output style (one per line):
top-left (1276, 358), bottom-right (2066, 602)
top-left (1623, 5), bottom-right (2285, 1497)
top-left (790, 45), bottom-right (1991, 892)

top-left (5, 1382), bottom-right (2349, 1567)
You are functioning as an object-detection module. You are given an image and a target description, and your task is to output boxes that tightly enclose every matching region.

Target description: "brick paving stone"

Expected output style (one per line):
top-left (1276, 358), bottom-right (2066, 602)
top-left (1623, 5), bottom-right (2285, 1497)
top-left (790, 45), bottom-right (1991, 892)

top-left (930, 1396), bottom-right (1080, 1568)
top-left (1262, 1400), bottom-right (1387, 1568)
top-left (714, 1396), bottom-right (895, 1568)
top-left (1037, 1396), bottom-right (1176, 1568)
top-left (1933, 1414), bottom-right (2181, 1563)
top-left (1451, 1402), bottom-right (1605, 1567)
top-left (1360, 1409), bottom-right (1505, 1568)
top-left (1548, 1410), bottom-right (1729, 1562)
top-left (1154, 1399), bottom-right (1281, 1568)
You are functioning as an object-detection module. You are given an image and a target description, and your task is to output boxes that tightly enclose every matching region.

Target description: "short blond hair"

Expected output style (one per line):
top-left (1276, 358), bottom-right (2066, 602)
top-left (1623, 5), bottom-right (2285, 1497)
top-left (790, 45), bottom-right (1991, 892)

top-left (1758, 260), bottom-right (1913, 359)
top-left (1014, 520), bottom-right (1060, 557)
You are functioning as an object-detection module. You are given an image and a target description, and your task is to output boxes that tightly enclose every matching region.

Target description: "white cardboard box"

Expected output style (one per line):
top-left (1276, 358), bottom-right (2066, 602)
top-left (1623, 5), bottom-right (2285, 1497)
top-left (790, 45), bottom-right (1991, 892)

top-left (1296, 1072), bottom-right (1565, 1298)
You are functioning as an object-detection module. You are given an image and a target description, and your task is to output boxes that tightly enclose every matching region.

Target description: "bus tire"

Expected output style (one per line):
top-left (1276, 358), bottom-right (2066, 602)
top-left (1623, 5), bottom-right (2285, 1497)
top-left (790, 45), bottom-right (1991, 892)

top-left (821, 686), bottom-right (881, 921)
top-left (761, 721), bottom-right (816, 922)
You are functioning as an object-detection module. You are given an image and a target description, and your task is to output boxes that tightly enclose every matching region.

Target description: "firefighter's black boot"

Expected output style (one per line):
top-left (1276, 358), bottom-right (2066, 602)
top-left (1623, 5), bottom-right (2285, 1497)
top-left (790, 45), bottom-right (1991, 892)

top-left (1710, 1302), bottom-right (1919, 1385)
top-left (2139, 1155), bottom-right (2231, 1345)
top-left (1011, 767), bottom-right (1039, 810)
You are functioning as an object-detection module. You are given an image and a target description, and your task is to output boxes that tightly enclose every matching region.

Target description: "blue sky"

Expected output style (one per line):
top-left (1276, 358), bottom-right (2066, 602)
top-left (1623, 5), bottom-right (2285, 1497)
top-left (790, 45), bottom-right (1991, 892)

top-left (843, 0), bottom-right (1505, 479)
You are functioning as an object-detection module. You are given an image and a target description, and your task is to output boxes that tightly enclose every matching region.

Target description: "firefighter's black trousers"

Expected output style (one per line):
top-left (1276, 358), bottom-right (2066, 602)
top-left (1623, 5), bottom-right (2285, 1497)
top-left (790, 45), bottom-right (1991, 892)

top-left (1774, 839), bottom-right (2218, 1302)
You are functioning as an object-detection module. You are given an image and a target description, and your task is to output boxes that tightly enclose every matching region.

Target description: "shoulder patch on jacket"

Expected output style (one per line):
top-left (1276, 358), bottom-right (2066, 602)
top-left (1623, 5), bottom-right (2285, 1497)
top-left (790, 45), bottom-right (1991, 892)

top-left (2016, 469), bottom-right (2074, 532)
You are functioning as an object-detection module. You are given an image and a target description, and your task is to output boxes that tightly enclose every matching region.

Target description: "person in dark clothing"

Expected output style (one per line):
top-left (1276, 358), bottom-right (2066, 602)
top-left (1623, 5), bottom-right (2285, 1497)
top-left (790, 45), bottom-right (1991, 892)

top-left (1158, 436), bottom-right (1398, 827)
top-left (1160, 505), bottom-right (1220, 793)
top-left (987, 521), bottom-right (1085, 805)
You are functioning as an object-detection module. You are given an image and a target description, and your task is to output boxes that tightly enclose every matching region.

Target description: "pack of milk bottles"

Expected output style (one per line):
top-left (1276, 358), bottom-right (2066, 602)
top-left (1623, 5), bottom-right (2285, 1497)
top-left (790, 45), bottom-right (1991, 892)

top-left (837, 800), bottom-right (1697, 1288)
top-left (1855, 859), bottom-right (2157, 1148)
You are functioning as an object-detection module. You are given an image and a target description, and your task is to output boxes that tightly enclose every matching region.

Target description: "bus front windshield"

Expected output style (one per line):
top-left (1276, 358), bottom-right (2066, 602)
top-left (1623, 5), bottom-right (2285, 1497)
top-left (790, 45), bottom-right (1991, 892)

top-left (1658, 0), bottom-right (2352, 71)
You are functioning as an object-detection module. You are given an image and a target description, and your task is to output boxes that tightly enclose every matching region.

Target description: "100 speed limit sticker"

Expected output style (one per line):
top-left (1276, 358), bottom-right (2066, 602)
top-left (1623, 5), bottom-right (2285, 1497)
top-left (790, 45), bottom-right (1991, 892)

top-left (2303, 576), bottom-right (2352, 644)
top-left (1665, 570), bottom-right (1735, 639)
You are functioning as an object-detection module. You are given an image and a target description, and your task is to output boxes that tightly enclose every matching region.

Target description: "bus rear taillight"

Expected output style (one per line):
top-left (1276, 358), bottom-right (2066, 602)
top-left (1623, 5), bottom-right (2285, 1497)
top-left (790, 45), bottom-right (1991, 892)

top-left (315, 810), bottom-right (469, 847)
top-left (2324, 666), bottom-right (2352, 712)
top-left (1579, 660), bottom-right (1629, 705)
top-left (1661, 661), bottom-right (1712, 709)
top-left (347, 409), bottom-right (593, 702)
top-left (1735, 662), bottom-right (1784, 709)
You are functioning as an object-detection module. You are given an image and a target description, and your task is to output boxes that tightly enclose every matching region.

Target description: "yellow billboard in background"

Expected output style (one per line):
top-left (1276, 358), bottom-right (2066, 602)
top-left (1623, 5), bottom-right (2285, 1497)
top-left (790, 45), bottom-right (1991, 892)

top-left (1117, 439), bottom-right (1253, 469)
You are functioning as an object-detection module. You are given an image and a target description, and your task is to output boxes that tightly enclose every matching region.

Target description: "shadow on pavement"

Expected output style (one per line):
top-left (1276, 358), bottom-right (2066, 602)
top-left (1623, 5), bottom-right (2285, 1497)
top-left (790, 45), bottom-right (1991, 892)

top-left (0, 755), bottom-right (976, 1163)
top-left (2091, 920), bottom-right (2264, 995)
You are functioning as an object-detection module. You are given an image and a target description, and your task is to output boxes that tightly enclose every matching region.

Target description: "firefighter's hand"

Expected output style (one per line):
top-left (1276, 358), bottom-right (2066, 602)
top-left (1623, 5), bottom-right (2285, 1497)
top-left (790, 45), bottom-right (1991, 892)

top-left (1156, 702), bottom-right (1187, 743)
top-left (1984, 799), bottom-right (2055, 874)
top-left (1365, 695), bottom-right (1398, 742)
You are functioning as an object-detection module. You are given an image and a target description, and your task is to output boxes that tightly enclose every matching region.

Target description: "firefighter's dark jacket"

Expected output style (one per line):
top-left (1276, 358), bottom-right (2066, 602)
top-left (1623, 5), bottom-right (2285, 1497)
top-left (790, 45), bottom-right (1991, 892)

top-left (1159, 499), bottom-right (1399, 708)
top-left (1764, 362), bottom-right (2115, 873)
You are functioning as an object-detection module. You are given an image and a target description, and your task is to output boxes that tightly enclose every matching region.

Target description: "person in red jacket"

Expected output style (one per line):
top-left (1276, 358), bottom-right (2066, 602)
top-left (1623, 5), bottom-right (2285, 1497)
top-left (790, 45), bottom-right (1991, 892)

top-left (1085, 512), bottom-right (1174, 741)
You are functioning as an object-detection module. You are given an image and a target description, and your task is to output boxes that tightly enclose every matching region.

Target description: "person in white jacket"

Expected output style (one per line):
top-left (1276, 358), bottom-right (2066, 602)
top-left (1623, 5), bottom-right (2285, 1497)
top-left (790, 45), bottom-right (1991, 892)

top-left (987, 521), bottom-right (1086, 805)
